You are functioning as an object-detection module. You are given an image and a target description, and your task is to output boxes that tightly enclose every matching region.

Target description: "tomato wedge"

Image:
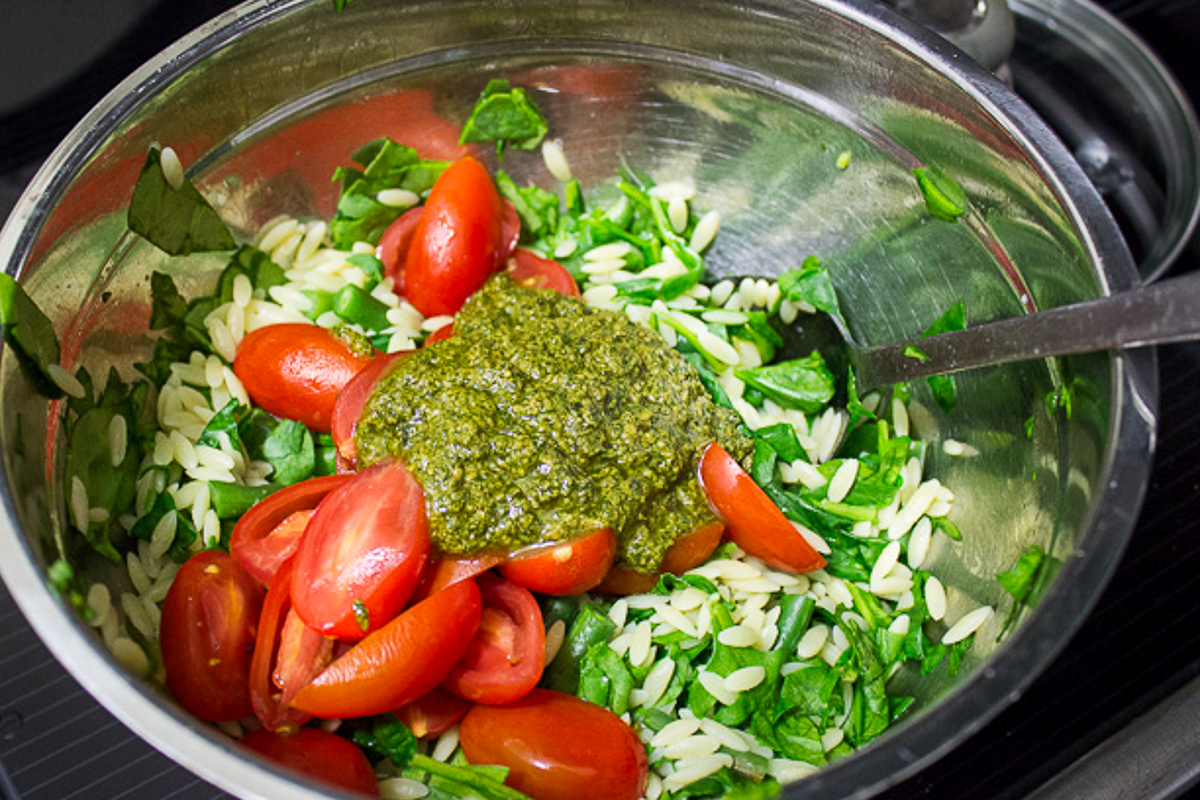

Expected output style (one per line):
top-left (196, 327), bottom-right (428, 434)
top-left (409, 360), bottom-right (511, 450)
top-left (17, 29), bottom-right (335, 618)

top-left (231, 474), bottom-right (352, 585)
top-left (240, 727), bottom-right (378, 797)
top-left (378, 206), bottom-right (424, 287)
top-left (507, 249), bottom-right (580, 297)
top-left (292, 460), bottom-right (430, 641)
top-left (443, 573), bottom-right (545, 705)
top-left (412, 552), bottom-right (504, 602)
top-left (330, 350), bottom-right (409, 467)
top-left (404, 156), bottom-right (510, 317)
top-left (397, 687), bottom-right (474, 739)
top-left (593, 521), bottom-right (724, 596)
top-left (233, 323), bottom-right (374, 432)
top-left (698, 442), bottom-right (826, 572)
top-left (160, 551), bottom-right (264, 722)
top-left (250, 560), bottom-right (330, 732)
top-left (423, 322), bottom-right (454, 346)
top-left (291, 577), bottom-right (482, 718)
top-left (499, 528), bottom-right (616, 595)
top-left (460, 688), bottom-right (648, 800)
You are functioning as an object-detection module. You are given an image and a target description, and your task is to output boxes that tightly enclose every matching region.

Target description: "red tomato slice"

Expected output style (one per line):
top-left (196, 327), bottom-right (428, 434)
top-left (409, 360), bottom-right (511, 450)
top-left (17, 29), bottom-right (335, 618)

top-left (500, 200), bottom-right (521, 260)
top-left (443, 573), bottom-right (545, 705)
top-left (250, 560), bottom-right (330, 732)
top-left (698, 442), bottom-right (826, 573)
top-left (379, 206), bottom-right (424, 288)
top-left (404, 156), bottom-right (508, 317)
top-left (412, 553), bottom-right (503, 602)
top-left (507, 249), bottom-right (580, 297)
top-left (290, 577), bottom-right (482, 718)
top-left (160, 551), bottom-right (264, 722)
top-left (397, 687), bottom-right (474, 739)
top-left (230, 474), bottom-right (353, 585)
top-left (240, 727), bottom-right (378, 797)
top-left (460, 688), bottom-right (648, 800)
top-left (233, 324), bottom-right (374, 433)
top-left (593, 521), bottom-right (724, 596)
top-left (499, 528), bottom-right (616, 595)
top-left (423, 322), bottom-right (454, 347)
top-left (291, 460), bottom-right (431, 641)
top-left (330, 350), bottom-right (410, 467)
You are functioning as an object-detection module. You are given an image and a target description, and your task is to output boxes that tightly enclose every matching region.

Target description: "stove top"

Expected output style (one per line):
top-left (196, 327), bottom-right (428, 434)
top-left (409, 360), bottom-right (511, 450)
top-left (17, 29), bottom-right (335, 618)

top-left (3, 1), bottom-right (1199, 799)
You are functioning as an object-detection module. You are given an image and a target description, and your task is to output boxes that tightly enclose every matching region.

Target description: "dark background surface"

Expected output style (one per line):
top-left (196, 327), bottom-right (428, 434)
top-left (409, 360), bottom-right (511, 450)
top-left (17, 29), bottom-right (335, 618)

top-left (2, 0), bottom-right (1200, 798)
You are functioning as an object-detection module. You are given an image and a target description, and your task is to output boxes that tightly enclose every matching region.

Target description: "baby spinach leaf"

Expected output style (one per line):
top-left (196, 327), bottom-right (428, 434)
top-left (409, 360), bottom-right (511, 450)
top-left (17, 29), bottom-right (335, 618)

top-left (129, 490), bottom-right (198, 563)
top-left (496, 172), bottom-right (559, 241)
top-left (919, 302), bottom-right (966, 413)
top-left (460, 79), bottom-right (548, 156)
top-left (777, 256), bottom-right (844, 325)
top-left (128, 146), bottom-right (236, 256)
top-left (0, 272), bottom-right (64, 397)
top-left (734, 351), bottom-right (835, 413)
top-left (329, 138), bottom-right (446, 248)
top-left (258, 418), bottom-right (316, 486)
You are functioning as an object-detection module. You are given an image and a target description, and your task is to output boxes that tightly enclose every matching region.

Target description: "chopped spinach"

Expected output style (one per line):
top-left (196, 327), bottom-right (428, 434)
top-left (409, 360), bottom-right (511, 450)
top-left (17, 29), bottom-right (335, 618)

top-left (459, 79), bottom-right (548, 157)
top-left (128, 146), bottom-right (236, 256)
top-left (0, 272), bottom-right (65, 397)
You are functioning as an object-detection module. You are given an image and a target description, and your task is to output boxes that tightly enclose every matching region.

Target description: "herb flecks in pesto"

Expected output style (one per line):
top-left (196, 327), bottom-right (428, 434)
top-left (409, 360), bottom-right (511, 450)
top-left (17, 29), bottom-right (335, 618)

top-left (356, 276), bottom-right (751, 572)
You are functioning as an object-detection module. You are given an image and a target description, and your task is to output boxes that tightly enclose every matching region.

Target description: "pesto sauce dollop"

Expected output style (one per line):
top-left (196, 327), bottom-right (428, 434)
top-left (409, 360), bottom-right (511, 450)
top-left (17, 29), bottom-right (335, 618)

top-left (355, 275), bottom-right (752, 573)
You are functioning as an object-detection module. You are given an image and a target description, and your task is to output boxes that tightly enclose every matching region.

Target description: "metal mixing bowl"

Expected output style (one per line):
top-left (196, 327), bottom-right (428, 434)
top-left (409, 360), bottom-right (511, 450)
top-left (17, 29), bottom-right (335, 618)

top-left (0, 1), bottom-right (1156, 798)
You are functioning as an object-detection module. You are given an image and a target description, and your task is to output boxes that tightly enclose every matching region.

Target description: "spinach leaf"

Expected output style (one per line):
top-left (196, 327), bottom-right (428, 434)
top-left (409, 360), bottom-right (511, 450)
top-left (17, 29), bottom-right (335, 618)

top-left (129, 490), bottom-right (198, 562)
top-left (777, 256), bottom-right (844, 326)
top-left (750, 423), bottom-right (807, 463)
top-left (459, 79), bottom-right (548, 156)
top-left (496, 172), bottom-right (559, 241)
top-left (329, 138), bottom-right (446, 248)
top-left (354, 717), bottom-right (535, 800)
top-left (541, 603), bottom-right (616, 694)
top-left (0, 273), bottom-right (64, 397)
top-left (734, 351), bottom-right (835, 413)
top-left (128, 146), bottom-right (236, 255)
top-left (919, 301), bottom-right (966, 413)
top-left (258, 418), bottom-right (316, 486)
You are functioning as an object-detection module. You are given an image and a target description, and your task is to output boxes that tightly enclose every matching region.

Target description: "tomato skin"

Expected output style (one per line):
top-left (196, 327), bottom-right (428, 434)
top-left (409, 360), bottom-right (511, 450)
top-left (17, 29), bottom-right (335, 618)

top-left (593, 521), bottom-right (724, 595)
top-left (234, 324), bottom-right (374, 433)
top-left (507, 249), bottom-right (580, 297)
top-left (397, 687), bottom-right (474, 738)
top-left (423, 322), bottom-right (454, 346)
top-left (292, 460), bottom-right (431, 641)
top-left (231, 474), bottom-right (353, 585)
top-left (291, 577), bottom-right (482, 718)
top-left (412, 553), bottom-right (503, 602)
top-left (330, 350), bottom-right (409, 467)
top-left (250, 560), bottom-right (330, 732)
top-left (443, 574), bottom-right (545, 705)
top-left (160, 551), bottom-right (264, 722)
top-left (460, 688), bottom-right (648, 800)
top-left (240, 727), bottom-right (378, 797)
top-left (698, 442), bottom-right (826, 572)
top-left (379, 206), bottom-right (424, 287)
top-left (404, 156), bottom-right (508, 317)
top-left (500, 528), bottom-right (616, 595)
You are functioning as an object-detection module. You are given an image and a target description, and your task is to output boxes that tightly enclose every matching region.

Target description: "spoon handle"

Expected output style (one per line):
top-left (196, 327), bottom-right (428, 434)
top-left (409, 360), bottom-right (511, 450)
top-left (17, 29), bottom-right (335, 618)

top-left (855, 269), bottom-right (1200, 389)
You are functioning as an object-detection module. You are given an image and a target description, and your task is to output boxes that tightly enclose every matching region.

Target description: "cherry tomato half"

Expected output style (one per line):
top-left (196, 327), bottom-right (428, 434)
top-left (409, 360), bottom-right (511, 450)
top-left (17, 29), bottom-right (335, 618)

top-left (240, 727), bottom-right (378, 797)
top-left (698, 442), bottom-right (826, 573)
top-left (233, 323), bottom-right (374, 433)
top-left (423, 322), bottom-right (454, 347)
top-left (379, 206), bottom-right (424, 287)
top-left (231, 474), bottom-right (353, 585)
top-left (250, 560), bottom-right (331, 732)
top-left (499, 528), bottom-right (616, 595)
top-left (443, 573), bottom-right (545, 705)
top-left (397, 687), bottom-right (474, 739)
top-left (507, 249), bottom-right (580, 297)
top-left (291, 577), bottom-right (482, 718)
top-left (330, 350), bottom-right (409, 467)
top-left (412, 553), bottom-right (504, 602)
top-left (160, 551), bottom-right (264, 722)
top-left (460, 688), bottom-right (648, 800)
top-left (593, 521), bottom-right (724, 596)
top-left (292, 460), bottom-right (431, 641)
top-left (404, 156), bottom-right (510, 317)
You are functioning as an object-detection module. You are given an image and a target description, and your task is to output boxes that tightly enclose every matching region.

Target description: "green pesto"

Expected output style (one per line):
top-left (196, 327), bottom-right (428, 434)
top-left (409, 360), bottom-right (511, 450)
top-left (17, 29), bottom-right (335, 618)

top-left (356, 275), bottom-right (752, 572)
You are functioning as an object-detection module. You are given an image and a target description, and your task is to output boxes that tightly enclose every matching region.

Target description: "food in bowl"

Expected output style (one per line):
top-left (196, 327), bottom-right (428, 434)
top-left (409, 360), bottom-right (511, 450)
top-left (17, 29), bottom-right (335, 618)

top-left (6, 80), bottom-right (1002, 800)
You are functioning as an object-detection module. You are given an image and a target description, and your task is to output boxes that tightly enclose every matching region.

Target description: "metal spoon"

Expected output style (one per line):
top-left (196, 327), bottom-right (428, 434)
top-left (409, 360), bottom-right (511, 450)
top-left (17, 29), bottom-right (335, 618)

top-left (803, 269), bottom-right (1200, 393)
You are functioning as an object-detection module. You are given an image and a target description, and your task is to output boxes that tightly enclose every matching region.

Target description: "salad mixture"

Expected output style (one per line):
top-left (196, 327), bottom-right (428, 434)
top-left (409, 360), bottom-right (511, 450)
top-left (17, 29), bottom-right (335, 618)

top-left (2, 81), bottom-right (1015, 800)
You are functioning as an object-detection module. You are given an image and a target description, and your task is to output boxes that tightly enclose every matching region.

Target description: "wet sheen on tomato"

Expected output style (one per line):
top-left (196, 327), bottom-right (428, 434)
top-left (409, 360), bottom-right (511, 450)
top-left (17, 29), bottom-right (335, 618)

top-left (240, 727), bottom-right (378, 797)
top-left (291, 460), bottom-right (430, 641)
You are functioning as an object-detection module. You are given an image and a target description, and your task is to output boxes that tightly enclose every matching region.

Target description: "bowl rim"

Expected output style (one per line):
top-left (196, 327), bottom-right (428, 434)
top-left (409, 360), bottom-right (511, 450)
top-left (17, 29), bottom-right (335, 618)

top-left (0, 0), bottom-right (1157, 798)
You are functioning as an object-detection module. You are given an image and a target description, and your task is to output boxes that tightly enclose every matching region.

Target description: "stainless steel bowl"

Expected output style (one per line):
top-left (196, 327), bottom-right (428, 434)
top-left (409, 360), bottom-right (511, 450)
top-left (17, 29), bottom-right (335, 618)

top-left (0, 1), bottom-right (1155, 798)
